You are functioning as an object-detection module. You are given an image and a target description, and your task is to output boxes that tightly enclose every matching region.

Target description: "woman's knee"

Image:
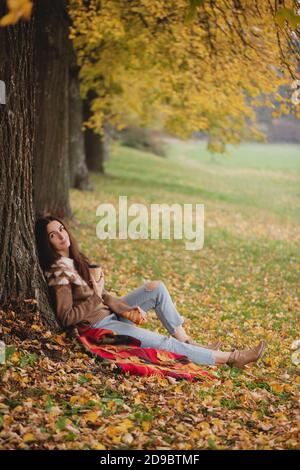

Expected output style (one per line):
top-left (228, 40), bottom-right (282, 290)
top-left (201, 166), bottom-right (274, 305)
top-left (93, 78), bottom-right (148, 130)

top-left (144, 280), bottom-right (165, 292)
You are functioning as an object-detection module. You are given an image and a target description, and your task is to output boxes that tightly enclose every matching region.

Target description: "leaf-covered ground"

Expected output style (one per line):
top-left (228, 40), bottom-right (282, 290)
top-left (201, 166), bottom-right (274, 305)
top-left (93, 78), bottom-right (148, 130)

top-left (0, 141), bottom-right (299, 449)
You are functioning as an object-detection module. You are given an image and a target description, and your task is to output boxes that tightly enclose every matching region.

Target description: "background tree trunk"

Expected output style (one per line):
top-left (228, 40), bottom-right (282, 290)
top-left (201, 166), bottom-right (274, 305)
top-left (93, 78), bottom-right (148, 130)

top-left (83, 93), bottom-right (109, 173)
top-left (33, 0), bottom-right (72, 219)
top-left (0, 1), bottom-right (59, 330)
top-left (69, 46), bottom-right (92, 191)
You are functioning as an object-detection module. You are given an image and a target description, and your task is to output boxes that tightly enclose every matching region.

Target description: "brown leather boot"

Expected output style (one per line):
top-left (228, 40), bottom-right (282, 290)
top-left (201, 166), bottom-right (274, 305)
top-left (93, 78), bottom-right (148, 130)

top-left (227, 340), bottom-right (266, 369)
top-left (185, 339), bottom-right (222, 350)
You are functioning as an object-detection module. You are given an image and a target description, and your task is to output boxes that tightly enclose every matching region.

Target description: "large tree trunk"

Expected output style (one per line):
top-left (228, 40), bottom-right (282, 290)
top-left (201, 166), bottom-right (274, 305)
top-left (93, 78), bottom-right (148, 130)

top-left (69, 46), bottom-right (92, 191)
top-left (33, 0), bottom-right (72, 219)
top-left (83, 94), bottom-right (109, 173)
top-left (0, 1), bottom-right (58, 330)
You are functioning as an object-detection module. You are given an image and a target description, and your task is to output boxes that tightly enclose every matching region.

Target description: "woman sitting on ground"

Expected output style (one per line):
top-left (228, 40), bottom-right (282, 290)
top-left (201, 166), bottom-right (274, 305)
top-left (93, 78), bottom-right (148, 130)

top-left (35, 216), bottom-right (266, 369)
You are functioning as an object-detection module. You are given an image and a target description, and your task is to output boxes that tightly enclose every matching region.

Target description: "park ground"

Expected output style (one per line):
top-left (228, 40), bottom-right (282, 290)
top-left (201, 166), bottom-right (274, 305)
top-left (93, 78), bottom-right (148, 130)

top-left (0, 140), bottom-right (299, 449)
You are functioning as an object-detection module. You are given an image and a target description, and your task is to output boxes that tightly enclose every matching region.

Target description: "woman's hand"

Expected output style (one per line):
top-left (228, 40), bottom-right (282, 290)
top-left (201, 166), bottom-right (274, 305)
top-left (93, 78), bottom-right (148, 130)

top-left (121, 306), bottom-right (147, 325)
top-left (90, 271), bottom-right (105, 300)
top-left (136, 306), bottom-right (147, 325)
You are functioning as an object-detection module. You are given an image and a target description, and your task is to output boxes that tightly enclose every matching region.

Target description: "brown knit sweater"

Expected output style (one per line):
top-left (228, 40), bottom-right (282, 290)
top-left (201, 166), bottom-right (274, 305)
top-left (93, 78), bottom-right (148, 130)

top-left (45, 256), bottom-right (136, 328)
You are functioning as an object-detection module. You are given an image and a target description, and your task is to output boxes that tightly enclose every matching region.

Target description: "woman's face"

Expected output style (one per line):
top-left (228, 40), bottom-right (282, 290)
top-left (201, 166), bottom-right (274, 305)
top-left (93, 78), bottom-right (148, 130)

top-left (47, 220), bottom-right (71, 256)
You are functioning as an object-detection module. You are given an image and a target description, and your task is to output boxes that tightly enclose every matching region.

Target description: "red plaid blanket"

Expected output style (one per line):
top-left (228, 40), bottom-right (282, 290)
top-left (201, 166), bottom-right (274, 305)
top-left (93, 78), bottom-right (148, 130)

top-left (77, 326), bottom-right (217, 382)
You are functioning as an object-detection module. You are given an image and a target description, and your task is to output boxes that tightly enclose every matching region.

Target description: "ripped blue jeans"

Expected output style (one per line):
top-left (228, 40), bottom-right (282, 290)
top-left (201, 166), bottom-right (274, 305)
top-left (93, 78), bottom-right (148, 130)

top-left (91, 281), bottom-right (215, 366)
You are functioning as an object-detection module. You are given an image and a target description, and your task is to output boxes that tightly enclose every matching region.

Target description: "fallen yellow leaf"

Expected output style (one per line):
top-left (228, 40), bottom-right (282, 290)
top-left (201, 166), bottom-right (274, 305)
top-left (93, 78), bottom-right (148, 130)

top-left (92, 443), bottom-right (106, 450)
top-left (84, 411), bottom-right (100, 423)
top-left (23, 433), bottom-right (35, 442)
top-left (142, 421), bottom-right (151, 432)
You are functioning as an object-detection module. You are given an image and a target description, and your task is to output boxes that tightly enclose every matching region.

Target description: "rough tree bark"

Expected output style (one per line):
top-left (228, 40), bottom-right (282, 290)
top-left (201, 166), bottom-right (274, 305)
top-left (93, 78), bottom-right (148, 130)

top-left (33, 0), bottom-right (72, 219)
top-left (0, 1), bottom-right (59, 330)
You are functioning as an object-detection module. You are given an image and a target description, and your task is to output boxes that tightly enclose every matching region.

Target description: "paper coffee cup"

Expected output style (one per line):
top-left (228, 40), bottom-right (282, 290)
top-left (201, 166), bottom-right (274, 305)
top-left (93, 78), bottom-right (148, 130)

top-left (88, 264), bottom-right (102, 282)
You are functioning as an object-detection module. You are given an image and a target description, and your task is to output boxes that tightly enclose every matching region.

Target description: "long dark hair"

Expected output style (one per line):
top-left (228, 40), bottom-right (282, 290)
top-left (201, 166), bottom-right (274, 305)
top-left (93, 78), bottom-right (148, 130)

top-left (35, 215), bottom-right (92, 286)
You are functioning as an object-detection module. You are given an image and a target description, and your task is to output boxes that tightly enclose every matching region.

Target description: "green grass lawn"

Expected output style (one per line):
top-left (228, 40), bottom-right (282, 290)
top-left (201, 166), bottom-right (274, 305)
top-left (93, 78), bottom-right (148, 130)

top-left (166, 140), bottom-right (300, 223)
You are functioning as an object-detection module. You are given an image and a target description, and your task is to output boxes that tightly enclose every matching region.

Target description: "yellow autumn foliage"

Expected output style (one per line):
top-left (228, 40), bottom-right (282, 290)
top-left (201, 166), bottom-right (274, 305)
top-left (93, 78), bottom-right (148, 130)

top-left (67, 0), bottom-right (299, 149)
